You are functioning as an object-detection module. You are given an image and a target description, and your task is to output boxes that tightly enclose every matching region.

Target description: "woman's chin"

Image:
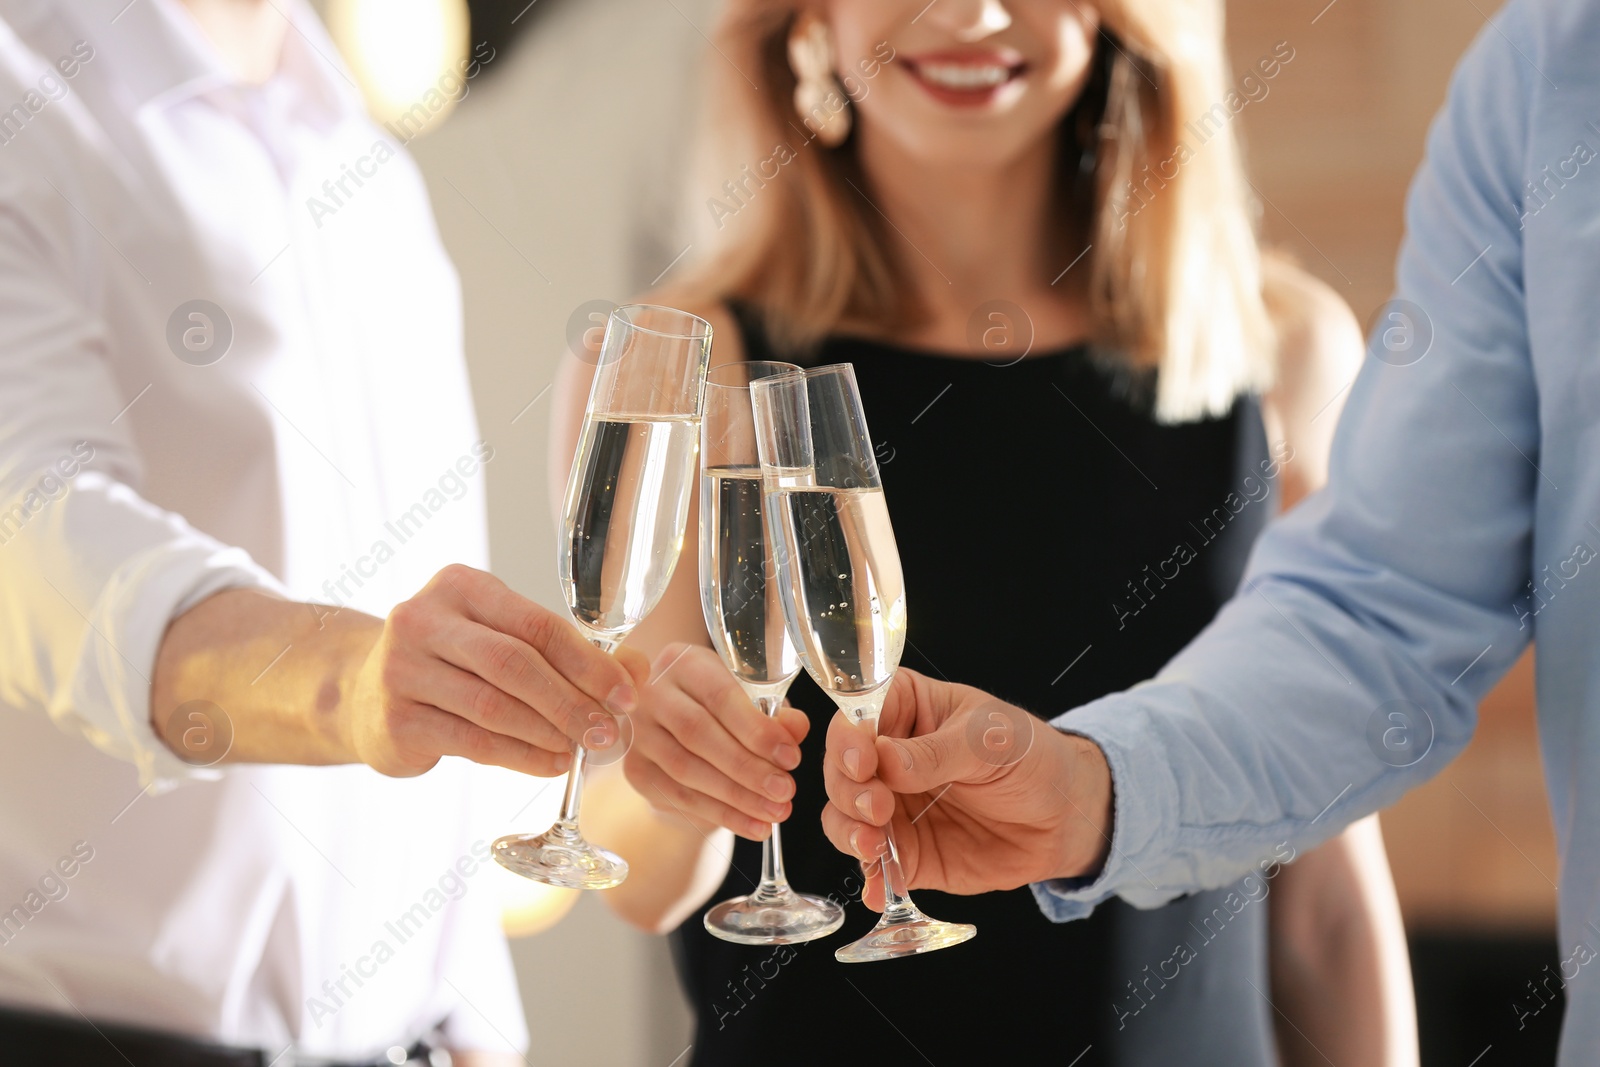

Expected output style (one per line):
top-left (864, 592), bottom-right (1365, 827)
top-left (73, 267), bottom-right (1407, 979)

top-left (861, 119), bottom-right (1060, 175)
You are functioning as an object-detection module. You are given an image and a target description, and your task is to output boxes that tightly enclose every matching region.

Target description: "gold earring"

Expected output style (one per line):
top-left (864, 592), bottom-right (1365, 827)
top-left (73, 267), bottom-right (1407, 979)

top-left (788, 14), bottom-right (852, 148)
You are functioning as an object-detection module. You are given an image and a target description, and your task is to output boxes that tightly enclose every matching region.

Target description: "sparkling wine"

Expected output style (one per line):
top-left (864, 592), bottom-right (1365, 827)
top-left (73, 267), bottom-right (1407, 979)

top-left (700, 465), bottom-right (800, 694)
top-left (768, 484), bottom-right (906, 719)
top-left (560, 415), bottom-right (698, 641)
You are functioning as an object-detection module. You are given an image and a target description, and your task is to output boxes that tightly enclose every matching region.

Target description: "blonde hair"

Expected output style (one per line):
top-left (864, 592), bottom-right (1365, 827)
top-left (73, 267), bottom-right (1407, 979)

top-left (678, 0), bottom-right (1275, 423)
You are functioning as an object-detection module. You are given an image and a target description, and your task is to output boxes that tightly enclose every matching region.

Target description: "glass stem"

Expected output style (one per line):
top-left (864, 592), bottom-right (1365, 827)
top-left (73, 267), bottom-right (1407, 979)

top-left (860, 708), bottom-right (920, 925)
top-left (752, 694), bottom-right (795, 903)
top-left (553, 634), bottom-right (619, 838)
top-left (877, 829), bottom-right (919, 925)
top-left (554, 744), bottom-right (589, 837)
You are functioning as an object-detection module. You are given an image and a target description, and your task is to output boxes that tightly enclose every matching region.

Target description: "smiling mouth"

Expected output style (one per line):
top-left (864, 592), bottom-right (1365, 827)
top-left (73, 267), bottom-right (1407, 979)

top-left (901, 53), bottom-right (1027, 104)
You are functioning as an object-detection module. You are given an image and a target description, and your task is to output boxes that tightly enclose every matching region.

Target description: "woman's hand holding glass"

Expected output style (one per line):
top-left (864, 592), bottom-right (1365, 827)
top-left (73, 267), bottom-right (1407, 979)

top-left (623, 642), bottom-right (809, 840)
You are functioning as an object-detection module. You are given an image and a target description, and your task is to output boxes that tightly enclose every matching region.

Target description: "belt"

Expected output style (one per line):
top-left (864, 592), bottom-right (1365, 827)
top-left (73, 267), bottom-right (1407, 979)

top-left (0, 1003), bottom-right (446, 1067)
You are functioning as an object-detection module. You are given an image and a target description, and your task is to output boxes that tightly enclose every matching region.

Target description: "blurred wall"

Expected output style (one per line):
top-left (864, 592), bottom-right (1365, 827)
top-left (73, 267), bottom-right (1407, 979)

top-left (1228, 0), bottom-right (1487, 332)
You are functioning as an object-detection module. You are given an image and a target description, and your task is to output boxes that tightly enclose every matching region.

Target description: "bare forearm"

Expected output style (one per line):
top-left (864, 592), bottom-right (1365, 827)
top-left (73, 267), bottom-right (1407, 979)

top-left (150, 588), bottom-right (376, 766)
top-left (448, 1050), bottom-right (525, 1067)
top-left (1269, 816), bottom-right (1418, 1067)
top-left (585, 762), bottom-right (734, 933)
top-left (147, 565), bottom-right (649, 777)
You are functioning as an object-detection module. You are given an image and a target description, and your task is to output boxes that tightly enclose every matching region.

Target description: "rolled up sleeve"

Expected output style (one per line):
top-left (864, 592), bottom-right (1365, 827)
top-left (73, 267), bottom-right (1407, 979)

top-left (0, 200), bottom-right (284, 790)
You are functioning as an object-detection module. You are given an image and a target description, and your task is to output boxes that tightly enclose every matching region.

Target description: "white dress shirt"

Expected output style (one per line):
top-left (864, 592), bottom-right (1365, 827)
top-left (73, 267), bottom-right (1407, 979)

top-left (0, 0), bottom-right (530, 1058)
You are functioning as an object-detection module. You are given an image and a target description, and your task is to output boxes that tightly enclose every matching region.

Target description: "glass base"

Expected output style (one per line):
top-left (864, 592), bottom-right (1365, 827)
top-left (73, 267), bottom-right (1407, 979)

top-left (833, 911), bottom-right (976, 963)
top-left (492, 830), bottom-right (628, 890)
top-left (704, 888), bottom-right (846, 945)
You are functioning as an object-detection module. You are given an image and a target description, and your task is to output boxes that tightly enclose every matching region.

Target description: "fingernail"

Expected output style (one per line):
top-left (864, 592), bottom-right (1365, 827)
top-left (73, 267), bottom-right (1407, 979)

top-left (854, 790), bottom-right (875, 821)
top-left (849, 827), bottom-right (867, 858)
top-left (843, 748), bottom-right (861, 779)
top-left (586, 721), bottom-right (616, 749)
top-left (891, 739), bottom-right (913, 771)
top-left (763, 799), bottom-right (787, 820)
top-left (763, 773), bottom-right (792, 802)
top-left (605, 684), bottom-right (636, 714)
top-left (773, 743), bottom-right (801, 770)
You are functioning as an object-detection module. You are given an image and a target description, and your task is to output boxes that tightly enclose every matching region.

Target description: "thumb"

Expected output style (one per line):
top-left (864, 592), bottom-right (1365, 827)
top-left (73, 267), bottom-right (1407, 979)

top-left (614, 644), bottom-right (652, 689)
top-left (877, 699), bottom-right (1034, 793)
top-left (876, 727), bottom-right (977, 794)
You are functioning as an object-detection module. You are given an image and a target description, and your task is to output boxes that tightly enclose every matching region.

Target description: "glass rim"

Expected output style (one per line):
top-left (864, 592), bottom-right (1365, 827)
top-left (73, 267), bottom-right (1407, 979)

top-left (798, 362), bottom-right (854, 377)
top-left (611, 303), bottom-right (714, 341)
top-left (705, 360), bottom-right (803, 392)
top-left (746, 361), bottom-right (856, 394)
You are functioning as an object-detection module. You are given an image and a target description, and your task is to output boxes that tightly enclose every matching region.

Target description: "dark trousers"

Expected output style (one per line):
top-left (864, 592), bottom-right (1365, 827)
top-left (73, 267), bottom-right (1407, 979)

top-left (0, 1003), bottom-right (436, 1066)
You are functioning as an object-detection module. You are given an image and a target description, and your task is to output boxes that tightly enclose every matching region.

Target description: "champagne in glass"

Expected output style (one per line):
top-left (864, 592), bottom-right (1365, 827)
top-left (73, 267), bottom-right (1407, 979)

top-left (752, 364), bottom-right (975, 963)
top-left (700, 362), bottom-right (845, 945)
top-left (564, 414), bottom-right (699, 640)
top-left (493, 304), bottom-right (712, 889)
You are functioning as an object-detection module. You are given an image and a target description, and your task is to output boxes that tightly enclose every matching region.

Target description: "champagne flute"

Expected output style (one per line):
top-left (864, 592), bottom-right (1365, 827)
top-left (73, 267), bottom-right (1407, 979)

top-left (750, 364), bottom-right (976, 962)
top-left (493, 304), bottom-right (712, 889)
top-left (700, 361), bottom-right (847, 945)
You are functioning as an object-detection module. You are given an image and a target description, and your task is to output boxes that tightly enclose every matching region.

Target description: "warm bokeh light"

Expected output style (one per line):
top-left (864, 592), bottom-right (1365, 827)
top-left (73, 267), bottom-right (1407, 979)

top-left (327, 0), bottom-right (470, 132)
top-left (496, 872), bottom-right (581, 939)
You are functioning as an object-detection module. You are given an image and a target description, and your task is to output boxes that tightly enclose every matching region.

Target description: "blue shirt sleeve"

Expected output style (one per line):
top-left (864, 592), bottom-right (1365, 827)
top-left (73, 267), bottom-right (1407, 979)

top-left (1034, 0), bottom-right (1540, 920)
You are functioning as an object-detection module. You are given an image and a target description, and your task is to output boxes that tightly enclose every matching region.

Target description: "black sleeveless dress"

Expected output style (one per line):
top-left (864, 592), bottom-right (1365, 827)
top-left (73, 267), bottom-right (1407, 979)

top-left (671, 306), bottom-right (1282, 1066)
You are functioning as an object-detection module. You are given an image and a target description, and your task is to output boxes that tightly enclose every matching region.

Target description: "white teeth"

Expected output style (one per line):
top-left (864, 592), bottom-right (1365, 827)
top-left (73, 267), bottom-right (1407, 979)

top-left (915, 62), bottom-right (1011, 89)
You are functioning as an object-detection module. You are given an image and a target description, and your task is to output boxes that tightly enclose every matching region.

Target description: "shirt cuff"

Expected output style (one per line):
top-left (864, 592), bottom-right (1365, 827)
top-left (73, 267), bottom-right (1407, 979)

top-left (52, 536), bottom-right (287, 792)
top-left (1029, 693), bottom-right (1185, 921)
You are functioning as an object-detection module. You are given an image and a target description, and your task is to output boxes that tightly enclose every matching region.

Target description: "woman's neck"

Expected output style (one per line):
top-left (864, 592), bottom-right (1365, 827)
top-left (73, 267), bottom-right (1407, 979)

top-left (178, 0), bottom-right (287, 85)
top-left (853, 123), bottom-right (1088, 352)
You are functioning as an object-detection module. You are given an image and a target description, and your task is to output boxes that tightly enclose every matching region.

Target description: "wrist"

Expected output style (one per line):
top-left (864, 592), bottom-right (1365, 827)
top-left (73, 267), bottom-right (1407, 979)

top-left (150, 588), bottom-right (382, 766)
top-left (1053, 731), bottom-right (1114, 881)
top-left (319, 612), bottom-right (385, 765)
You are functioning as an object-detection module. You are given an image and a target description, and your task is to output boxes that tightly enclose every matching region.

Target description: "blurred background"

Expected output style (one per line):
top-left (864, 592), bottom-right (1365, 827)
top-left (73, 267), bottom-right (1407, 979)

top-left (313, 0), bottom-right (1558, 1062)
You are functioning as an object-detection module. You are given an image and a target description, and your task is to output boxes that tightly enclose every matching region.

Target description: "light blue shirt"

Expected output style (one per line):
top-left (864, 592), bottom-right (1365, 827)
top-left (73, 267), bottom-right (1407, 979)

top-left (1034, 1), bottom-right (1600, 1061)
